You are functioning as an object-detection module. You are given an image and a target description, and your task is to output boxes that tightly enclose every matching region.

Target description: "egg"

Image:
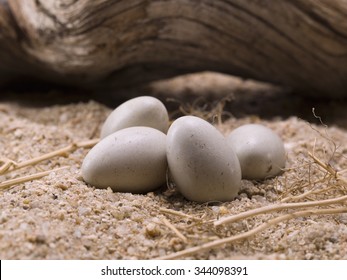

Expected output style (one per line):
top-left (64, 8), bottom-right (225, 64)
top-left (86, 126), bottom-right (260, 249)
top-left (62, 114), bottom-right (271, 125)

top-left (167, 116), bottom-right (241, 202)
top-left (100, 96), bottom-right (169, 138)
top-left (227, 124), bottom-right (286, 180)
top-left (82, 126), bottom-right (167, 193)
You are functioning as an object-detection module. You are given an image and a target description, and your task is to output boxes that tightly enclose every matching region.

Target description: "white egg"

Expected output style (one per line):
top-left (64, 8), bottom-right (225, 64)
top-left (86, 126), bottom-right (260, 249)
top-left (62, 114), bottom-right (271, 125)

top-left (227, 124), bottom-right (286, 180)
top-left (82, 126), bottom-right (167, 193)
top-left (100, 96), bottom-right (169, 138)
top-left (167, 116), bottom-right (241, 202)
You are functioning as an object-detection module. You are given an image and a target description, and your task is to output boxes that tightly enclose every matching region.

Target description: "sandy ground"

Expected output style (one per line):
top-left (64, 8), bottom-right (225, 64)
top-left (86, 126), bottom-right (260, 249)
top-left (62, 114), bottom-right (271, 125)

top-left (1, 72), bottom-right (347, 260)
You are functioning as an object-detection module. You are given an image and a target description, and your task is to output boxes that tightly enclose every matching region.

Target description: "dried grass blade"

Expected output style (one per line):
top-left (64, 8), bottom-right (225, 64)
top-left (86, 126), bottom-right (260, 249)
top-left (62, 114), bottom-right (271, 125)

top-left (214, 194), bottom-right (347, 226)
top-left (1, 139), bottom-right (99, 175)
top-left (0, 166), bottom-right (69, 191)
top-left (157, 207), bottom-right (347, 260)
top-left (161, 217), bottom-right (188, 243)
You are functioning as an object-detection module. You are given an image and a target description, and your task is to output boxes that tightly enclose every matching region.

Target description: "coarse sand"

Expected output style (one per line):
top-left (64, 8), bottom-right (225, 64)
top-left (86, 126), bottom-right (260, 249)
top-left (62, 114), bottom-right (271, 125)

top-left (1, 72), bottom-right (347, 260)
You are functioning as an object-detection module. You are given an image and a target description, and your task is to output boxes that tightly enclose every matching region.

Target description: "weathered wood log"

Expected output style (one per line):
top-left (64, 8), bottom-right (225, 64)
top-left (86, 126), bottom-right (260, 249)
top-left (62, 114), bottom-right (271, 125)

top-left (1, 0), bottom-right (347, 97)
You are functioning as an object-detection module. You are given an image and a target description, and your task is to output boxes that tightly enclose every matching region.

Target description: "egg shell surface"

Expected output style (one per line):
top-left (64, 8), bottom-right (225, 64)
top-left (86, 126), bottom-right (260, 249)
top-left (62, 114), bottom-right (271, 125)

top-left (82, 126), bottom-right (167, 193)
top-left (167, 116), bottom-right (241, 202)
top-left (100, 96), bottom-right (169, 138)
top-left (227, 124), bottom-right (286, 180)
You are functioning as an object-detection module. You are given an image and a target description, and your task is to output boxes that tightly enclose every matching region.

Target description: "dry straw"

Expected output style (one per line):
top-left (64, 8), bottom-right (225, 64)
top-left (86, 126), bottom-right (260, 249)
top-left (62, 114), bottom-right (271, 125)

top-left (0, 139), bottom-right (99, 192)
top-left (167, 95), bottom-right (233, 125)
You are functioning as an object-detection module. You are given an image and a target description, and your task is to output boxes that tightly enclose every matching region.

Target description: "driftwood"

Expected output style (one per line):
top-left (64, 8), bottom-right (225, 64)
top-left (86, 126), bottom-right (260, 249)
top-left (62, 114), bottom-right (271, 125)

top-left (1, 0), bottom-right (347, 97)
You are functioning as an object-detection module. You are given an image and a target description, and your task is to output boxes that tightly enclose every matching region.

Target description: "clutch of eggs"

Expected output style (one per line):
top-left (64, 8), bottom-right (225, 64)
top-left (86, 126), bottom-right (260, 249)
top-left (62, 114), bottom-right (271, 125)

top-left (81, 96), bottom-right (286, 202)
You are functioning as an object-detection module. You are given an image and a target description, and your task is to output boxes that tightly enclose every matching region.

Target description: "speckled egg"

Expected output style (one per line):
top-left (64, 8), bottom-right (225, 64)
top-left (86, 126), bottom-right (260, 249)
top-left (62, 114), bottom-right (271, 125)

top-left (167, 116), bottom-right (241, 202)
top-left (227, 124), bottom-right (286, 180)
top-left (82, 126), bottom-right (167, 193)
top-left (100, 96), bottom-right (169, 138)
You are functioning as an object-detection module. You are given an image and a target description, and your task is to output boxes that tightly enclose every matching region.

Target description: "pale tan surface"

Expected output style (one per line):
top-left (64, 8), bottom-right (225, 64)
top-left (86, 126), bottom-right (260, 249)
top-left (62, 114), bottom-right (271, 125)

top-left (1, 73), bottom-right (347, 260)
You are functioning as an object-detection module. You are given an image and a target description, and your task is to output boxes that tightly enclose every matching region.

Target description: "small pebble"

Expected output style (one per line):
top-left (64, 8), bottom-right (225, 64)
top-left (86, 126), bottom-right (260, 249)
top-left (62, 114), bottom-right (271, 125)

top-left (145, 223), bottom-right (161, 238)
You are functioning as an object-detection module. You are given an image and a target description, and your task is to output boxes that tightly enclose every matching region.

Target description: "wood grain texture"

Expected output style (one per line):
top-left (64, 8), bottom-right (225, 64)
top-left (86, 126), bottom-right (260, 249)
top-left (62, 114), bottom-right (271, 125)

top-left (1, 0), bottom-right (347, 96)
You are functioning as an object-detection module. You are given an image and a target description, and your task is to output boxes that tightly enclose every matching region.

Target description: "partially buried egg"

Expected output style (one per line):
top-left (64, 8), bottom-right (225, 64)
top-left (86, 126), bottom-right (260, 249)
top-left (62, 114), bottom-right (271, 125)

top-left (100, 96), bottom-right (169, 138)
top-left (227, 124), bottom-right (286, 180)
top-left (82, 126), bottom-right (167, 193)
top-left (167, 116), bottom-right (241, 203)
